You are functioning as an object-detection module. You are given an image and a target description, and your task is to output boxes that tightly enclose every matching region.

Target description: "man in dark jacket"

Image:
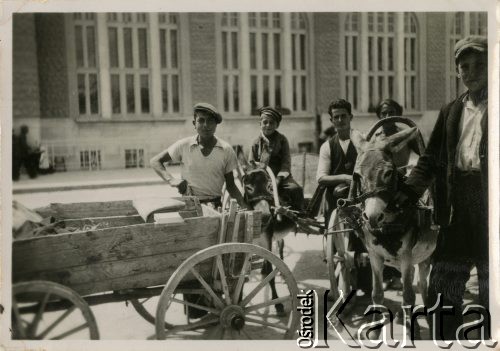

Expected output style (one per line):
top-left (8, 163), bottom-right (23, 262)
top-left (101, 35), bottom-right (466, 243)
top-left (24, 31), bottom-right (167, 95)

top-left (405, 36), bottom-right (488, 340)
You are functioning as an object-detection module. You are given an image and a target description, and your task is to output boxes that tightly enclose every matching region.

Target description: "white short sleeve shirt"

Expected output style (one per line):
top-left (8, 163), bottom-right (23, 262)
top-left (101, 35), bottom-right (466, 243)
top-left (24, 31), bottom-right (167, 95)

top-left (167, 135), bottom-right (238, 196)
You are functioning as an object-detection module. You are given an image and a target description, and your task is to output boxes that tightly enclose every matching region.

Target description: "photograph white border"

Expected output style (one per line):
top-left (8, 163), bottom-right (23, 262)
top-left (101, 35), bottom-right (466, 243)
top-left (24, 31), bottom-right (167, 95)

top-left (1, 0), bottom-right (498, 349)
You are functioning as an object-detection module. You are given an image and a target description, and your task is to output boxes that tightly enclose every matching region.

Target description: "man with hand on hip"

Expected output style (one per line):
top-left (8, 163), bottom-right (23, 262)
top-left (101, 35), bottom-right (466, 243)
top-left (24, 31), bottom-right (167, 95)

top-left (150, 102), bottom-right (246, 209)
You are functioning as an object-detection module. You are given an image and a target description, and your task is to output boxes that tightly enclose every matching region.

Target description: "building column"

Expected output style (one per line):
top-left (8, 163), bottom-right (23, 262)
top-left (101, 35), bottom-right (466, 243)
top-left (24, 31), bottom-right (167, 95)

top-left (179, 13), bottom-right (192, 115)
top-left (149, 13), bottom-right (162, 117)
top-left (282, 13), bottom-right (293, 111)
top-left (240, 13), bottom-right (251, 114)
top-left (97, 14), bottom-right (111, 119)
top-left (359, 12), bottom-right (369, 112)
top-left (395, 12), bottom-right (405, 107)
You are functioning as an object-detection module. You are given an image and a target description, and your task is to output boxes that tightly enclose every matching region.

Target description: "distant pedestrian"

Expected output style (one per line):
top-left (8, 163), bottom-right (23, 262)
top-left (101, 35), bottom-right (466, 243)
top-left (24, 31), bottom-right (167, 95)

top-left (13, 125), bottom-right (39, 180)
top-left (38, 145), bottom-right (54, 175)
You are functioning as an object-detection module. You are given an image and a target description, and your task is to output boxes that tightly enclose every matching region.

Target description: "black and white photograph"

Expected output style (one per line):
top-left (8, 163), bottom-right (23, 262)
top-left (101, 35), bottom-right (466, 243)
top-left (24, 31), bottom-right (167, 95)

top-left (1, 0), bottom-right (499, 349)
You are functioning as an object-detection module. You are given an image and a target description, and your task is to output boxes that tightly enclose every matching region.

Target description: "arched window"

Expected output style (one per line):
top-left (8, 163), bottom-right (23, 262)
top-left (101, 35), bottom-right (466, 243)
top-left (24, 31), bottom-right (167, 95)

top-left (159, 13), bottom-right (181, 114)
top-left (367, 12), bottom-right (396, 111)
top-left (107, 13), bottom-right (152, 115)
top-left (341, 12), bottom-right (421, 113)
top-left (291, 13), bottom-right (308, 112)
top-left (344, 13), bottom-right (359, 110)
top-left (403, 13), bottom-right (418, 110)
top-left (447, 12), bottom-right (487, 100)
top-left (220, 13), bottom-right (240, 113)
top-left (217, 12), bottom-right (311, 115)
top-left (70, 13), bottom-right (185, 120)
top-left (73, 13), bottom-right (99, 116)
top-left (249, 12), bottom-right (284, 111)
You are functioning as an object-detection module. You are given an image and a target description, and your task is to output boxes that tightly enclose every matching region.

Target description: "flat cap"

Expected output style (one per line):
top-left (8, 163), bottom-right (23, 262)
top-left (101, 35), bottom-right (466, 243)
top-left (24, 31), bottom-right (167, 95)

top-left (454, 35), bottom-right (487, 64)
top-left (259, 106), bottom-right (282, 124)
top-left (193, 102), bottom-right (222, 123)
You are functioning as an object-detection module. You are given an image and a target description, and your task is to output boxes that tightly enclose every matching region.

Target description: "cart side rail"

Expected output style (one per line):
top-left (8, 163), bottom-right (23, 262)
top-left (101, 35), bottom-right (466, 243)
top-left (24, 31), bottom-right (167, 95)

top-left (13, 210), bottom-right (261, 297)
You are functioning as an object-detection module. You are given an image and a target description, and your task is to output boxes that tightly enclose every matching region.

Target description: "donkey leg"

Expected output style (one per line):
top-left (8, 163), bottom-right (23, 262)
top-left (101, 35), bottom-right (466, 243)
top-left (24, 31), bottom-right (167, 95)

top-left (277, 239), bottom-right (284, 260)
top-left (417, 259), bottom-right (431, 307)
top-left (400, 260), bottom-right (416, 309)
top-left (363, 254), bottom-right (385, 340)
top-left (370, 254), bottom-right (385, 306)
top-left (261, 229), bottom-right (285, 316)
top-left (399, 260), bottom-right (419, 339)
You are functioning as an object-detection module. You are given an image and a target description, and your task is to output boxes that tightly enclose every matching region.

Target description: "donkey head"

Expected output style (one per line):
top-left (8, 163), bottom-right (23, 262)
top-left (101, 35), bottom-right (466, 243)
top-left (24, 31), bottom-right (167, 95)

top-left (350, 127), bottom-right (418, 229)
top-left (241, 161), bottom-right (274, 227)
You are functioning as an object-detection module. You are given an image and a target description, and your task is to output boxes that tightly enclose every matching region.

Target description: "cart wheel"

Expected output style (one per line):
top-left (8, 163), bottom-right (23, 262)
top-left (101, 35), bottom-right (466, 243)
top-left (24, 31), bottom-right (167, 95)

top-left (129, 298), bottom-right (172, 329)
top-left (12, 281), bottom-right (99, 340)
top-left (326, 209), bottom-right (355, 302)
top-left (155, 243), bottom-right (299, 340)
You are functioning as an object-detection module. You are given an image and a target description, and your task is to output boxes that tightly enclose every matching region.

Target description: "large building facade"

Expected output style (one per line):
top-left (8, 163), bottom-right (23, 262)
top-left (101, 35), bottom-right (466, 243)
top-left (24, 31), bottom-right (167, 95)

top-left (13, 12), bottom-right (487, 171)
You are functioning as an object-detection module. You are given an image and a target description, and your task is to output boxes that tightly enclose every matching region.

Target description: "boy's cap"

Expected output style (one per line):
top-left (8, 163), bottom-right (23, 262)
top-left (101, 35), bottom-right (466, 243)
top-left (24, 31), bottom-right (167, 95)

top-left (194, 103), bottom-right (222, 123)
top-left (454, 36), bottom-right (487, 64)
top-left (259, 106), bottom-right (282, 124)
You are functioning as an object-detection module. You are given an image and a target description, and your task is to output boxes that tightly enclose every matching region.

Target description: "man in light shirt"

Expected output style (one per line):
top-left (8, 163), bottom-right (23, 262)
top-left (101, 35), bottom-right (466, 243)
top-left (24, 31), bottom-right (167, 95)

top-left (317, 99), bottom-right (372, 295)
top-left (317, 99), bottom-right (358, 222)
top-left (150, 102), bottom-right (246, 209)
top-left (405, 36), bottom-right (489, 340)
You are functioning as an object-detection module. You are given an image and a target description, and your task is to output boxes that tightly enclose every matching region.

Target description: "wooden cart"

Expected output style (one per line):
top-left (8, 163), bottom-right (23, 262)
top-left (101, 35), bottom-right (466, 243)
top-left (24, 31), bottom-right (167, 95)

top-left (12, 197), bottom-right (299, 340)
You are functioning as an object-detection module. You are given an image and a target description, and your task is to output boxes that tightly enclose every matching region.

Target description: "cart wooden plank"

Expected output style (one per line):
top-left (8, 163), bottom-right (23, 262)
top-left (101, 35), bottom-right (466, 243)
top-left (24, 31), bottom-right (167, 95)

top-left (34, 197), bottom-right (200, 220)
top-left (13, 216), bottom-right (221, 273)
top-left (13, 210), bottom-right (261, 297)
top-left (61, 215), bottom-right (144, 229)
top-left (15, 251), bottom-right (213, 297)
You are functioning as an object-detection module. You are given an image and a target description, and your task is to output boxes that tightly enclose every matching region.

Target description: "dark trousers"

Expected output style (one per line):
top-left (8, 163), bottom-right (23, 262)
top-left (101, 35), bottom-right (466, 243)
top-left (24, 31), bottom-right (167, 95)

top-left (12, 153), bottom-right (39, 180)
top-left (278, 176), bottom-right (304, 211)
top-left (427, 172), bottom-right (489, 340)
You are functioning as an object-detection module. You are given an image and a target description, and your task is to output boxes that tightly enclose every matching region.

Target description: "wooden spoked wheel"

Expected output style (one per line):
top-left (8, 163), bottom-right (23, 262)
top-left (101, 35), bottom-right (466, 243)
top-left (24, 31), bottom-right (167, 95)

top-left (12, 281), bottom-right (99, 340)
top-left (130, 298), bottom-right (157, 325)
top-left (326, 209), bottom-right (355, 303)
top-left (129, 297), bottom-right (172, 329)
top-left (155, 243), bottom-right (299, 340)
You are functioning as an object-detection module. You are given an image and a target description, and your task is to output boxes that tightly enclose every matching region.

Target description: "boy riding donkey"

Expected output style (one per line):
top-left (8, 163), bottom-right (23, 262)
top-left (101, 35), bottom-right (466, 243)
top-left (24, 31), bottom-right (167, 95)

top-left (248, 106), bottom-right (305, 258)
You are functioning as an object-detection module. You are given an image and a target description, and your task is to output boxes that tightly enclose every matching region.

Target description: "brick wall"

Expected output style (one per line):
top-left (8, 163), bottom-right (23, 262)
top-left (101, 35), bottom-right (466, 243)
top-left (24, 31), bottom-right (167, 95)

top-left (35, 13), bottom-right (70, 118)
top-left (13, 14), bottom-right (40, 120)
top-left (425, 13), bottom-right (448, 110)
top-left (314, 13), bottom-right (341, 113)
top-left (189, 13), bottom-right (218, 106)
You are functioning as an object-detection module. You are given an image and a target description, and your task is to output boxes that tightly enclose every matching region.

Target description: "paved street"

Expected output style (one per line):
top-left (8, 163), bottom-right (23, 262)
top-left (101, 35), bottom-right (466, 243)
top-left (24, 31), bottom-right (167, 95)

top-left (11, 170), bottom-right (478, 342)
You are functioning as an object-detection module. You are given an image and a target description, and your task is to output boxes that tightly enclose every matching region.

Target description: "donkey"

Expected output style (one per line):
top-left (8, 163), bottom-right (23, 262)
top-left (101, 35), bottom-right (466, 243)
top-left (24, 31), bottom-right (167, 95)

top-left (233, 146), bottom-right (288, 260)
top-left (241, 161), bottom-right (296, 316)
top-left (339, 122), bottom-right (438, 338)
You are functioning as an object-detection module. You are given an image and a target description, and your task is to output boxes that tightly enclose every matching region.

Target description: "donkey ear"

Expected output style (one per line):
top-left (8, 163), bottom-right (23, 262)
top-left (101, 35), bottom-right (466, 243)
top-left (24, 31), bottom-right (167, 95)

top-left (350, 130), bottom-right (367, 152)
top-left (385, 127), bottom-right (418, 154)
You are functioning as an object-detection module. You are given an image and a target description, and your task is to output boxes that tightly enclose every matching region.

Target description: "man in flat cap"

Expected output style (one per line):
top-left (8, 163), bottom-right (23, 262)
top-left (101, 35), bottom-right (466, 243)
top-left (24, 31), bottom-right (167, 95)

top-left (249, 106), bottom-right (304, 211)
top-left (316, 99), bottom-right (372, 295)
top-left (150, 102), bottom-right (246, 208)
top-left (404, 36), bottom-right (489, 339)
